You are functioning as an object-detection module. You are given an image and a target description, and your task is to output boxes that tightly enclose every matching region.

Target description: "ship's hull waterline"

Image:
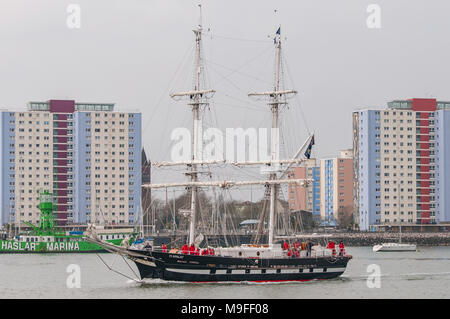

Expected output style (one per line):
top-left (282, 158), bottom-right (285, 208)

top-left (130, 250), bottom-right (351, 283)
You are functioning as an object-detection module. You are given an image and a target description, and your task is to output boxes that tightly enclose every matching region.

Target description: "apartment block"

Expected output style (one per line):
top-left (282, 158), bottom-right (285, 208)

top-left (0, 99), bottom-right (141, 227)
top-left (319, 150), bottom-right (354, 226)
top-left (288, 159), bottom-right (320, 221)
top-left (353, 98), bottom-right (450, 231)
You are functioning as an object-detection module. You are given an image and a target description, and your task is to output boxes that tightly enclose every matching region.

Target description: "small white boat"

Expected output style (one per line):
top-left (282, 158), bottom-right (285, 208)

top-left (373, 225), bottom-right (416, 252)
top-left (373, 242), bottom-right (417, 252)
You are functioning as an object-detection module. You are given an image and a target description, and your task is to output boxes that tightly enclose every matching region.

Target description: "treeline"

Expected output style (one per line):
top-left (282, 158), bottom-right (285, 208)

top-left (143, 191), bottom-right (316, 233)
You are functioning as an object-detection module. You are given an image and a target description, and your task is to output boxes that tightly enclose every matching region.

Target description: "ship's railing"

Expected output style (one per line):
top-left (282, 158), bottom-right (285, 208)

top-left (149, 246), bottom-right (342, 259)
top-left (281, 249), bottom-right (335, 259)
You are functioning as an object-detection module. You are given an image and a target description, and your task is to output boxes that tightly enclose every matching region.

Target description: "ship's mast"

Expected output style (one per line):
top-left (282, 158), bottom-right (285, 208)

top-left (269, 27), bottom-right (282, 246)
top-left (170, 5), bottom-right (215, 245)
top-left (188, 7), bottom-right (202, 246)
top-left (248, 27), bottom-right (297, 246)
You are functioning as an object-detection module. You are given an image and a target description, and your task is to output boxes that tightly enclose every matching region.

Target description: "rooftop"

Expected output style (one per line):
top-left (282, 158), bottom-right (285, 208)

top-left (28, 100), bottom-right (115, 112)
top-left (387, 98), bottom-right (450, 111)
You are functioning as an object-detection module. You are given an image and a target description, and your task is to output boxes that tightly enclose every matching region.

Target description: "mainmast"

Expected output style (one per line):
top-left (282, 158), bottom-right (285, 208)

top-left (248, 27), bottom-right (297, 246)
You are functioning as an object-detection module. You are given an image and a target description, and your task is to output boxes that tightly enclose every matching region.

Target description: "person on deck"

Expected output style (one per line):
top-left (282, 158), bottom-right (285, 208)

top-left (144, 241), bottom-right (152, 250)
top-left (283, 241), bottom-right (290, 251)
top-left (327, 241), bottom-right (336, 256)
top-left (162, 243), bottom-right (167, 253)
top-left (181, 244), bottom-right (188, 254)
top-left (306, 240), bottom-right (312, 257)
top-left (189, 243), bottom-right (196, 255)
top-left (339, 241), bottom-right (345, 256)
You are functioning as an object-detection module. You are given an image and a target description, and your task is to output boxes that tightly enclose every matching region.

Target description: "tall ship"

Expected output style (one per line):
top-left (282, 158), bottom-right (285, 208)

top-left (0, 190), bottom-right (136, 253)
top-left (89, 7), bottom-right (352, 282)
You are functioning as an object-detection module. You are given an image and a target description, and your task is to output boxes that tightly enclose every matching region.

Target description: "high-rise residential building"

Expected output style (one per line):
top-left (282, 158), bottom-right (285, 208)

top-left (319, 149), bottom-right (354, 227)
top-left (353, 98), bottom-right (450, 231)
top-left (288, 159), bottom-right (320, 222)
top-left (0, 99), bottom-right (141, 228)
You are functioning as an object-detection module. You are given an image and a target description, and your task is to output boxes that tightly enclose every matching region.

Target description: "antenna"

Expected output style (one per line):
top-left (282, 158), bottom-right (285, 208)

top-left (198, 4), bottom-right (203, 29)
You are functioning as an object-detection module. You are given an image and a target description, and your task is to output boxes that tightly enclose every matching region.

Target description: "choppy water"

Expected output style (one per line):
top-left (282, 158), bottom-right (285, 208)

top-left (1, 246), bottom-right (449, 298)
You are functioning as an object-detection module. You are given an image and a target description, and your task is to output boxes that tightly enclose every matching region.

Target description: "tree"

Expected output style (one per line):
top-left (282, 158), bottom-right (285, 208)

top-left (337, 206), bottom-right (354, 229)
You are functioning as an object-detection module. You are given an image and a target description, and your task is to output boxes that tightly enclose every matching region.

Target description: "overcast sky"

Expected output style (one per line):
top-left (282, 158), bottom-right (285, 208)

top-left (1, 0), bottom-right (450, 197)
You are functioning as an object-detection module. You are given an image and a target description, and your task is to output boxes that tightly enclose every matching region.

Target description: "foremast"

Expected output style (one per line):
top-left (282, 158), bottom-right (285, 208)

top-left (170, 5), bottom-right (215, 245)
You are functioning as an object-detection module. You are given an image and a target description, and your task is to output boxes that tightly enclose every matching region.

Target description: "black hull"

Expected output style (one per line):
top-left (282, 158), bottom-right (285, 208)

top-left (129, 250), bottom-right (351, 283)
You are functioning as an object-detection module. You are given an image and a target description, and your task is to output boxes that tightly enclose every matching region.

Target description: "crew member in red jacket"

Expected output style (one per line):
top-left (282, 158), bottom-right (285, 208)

top-left (162, 243), bottom-right (167, 253)
top-left (189, 243), bottom-right (196, 255)
top-left (339, 241), bottom-right (345, 256)
top-left (181, 244), bottom-right (188, 254)
top-left (327, 241), bottom-right (336, 256)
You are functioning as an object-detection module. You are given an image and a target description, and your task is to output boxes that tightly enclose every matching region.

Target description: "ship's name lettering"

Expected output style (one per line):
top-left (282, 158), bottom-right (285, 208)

top-left (46, 242), bottom-right (80, 251)
top-left (1, 241), bottom-right (36, 251)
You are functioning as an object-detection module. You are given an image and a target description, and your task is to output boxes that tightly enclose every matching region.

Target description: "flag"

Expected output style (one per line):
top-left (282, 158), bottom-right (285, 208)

top-left (304, 135), bottom-right (315, 159)
top-left (274, 27), bottom-right (281, 44)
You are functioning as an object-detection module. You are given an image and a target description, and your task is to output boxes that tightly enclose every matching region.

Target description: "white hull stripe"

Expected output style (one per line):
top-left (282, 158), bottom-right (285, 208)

top-left (167, 268), bottom-right (211, 274)
top-left (166, 267), bottom-right (346, 274)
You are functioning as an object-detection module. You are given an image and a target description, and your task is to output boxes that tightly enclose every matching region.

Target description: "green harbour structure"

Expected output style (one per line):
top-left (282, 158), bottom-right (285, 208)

top-left (0, 190), bottom-right (136, 253)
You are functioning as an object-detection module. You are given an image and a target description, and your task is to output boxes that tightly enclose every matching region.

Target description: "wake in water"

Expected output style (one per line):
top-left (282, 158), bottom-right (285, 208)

top-left (341, 271), bottom-right (450, 282)
top-left (365, 257), bottom-right (450, 261)
top-left (131, 277), bottom-right (342, 287)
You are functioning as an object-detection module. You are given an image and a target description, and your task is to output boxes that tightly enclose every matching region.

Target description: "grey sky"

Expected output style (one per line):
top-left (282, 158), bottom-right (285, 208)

top-left (1, 0), bottom-right (449, 198)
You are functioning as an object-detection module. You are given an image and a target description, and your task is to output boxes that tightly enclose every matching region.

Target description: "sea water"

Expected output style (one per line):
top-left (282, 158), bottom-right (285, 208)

top-left (0, 246), bottom-right (449, 298)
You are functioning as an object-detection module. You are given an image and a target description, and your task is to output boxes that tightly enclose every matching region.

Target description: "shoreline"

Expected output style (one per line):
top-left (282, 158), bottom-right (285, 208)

top-left (151, 232), bottom-right (450, 247)
top-left (310, 232), bottom-right (450, 247)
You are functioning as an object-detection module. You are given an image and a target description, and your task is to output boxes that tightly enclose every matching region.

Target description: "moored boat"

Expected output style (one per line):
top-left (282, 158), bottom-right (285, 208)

top-left (372, 226), bottom-right (416, 252)
top-left (373, 243), bottom-right (416, 252)
top-left (0, 191), bottom-right (136, 253)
